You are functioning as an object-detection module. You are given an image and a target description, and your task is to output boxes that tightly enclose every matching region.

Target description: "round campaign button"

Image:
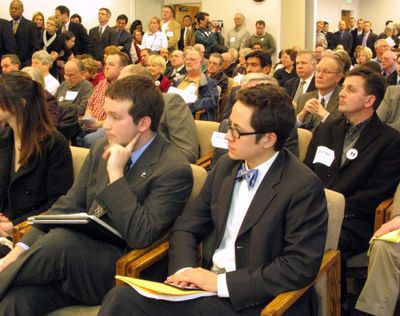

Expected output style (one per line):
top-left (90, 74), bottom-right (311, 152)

top-left (346, 148), bottom-right (358, 160)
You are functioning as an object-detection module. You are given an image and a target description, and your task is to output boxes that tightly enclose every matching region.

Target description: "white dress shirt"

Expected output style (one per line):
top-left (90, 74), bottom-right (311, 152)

top-left (213, 152), bottom-right (279, 297)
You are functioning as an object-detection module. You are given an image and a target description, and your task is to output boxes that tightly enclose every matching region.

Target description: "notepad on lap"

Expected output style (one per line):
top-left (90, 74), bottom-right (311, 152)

top-left (367, 228), bottom-right (400, 255)
top-left (28, 213), bottom-right (125, 247)
top-left (116, 275), bottom-right (217, 301)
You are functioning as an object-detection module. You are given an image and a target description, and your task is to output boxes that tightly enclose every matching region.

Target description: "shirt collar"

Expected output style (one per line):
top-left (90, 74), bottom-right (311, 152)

top-left (129, 133), bottom-right (157, 166)
top-left (318, 87), bottom-right (335, 105)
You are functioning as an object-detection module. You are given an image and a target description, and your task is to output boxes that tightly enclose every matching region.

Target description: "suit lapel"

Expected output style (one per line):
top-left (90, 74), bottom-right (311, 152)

top-left (236, 152), bottom-right (284, 238)
top-left (215, 162), bottom-right (242, 238)
top-left (331, 117), bottom-right (347, 170)
top-left (341, 114), bottom-right (381, 169)
top-left (124, 134), bottom-right (164, 188)
top-left (325, 86), bottom-right (341, 115)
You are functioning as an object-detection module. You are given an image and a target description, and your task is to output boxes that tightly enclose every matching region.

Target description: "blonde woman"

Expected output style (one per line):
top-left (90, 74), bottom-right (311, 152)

top-left (142, 17), bottom-right (168, 53)
top-left (147, 54), bottom-right (171, 92)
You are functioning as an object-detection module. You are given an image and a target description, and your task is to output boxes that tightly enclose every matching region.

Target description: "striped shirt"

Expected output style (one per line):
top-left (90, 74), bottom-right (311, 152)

top-left (87, 79), bottom-right (110, 121)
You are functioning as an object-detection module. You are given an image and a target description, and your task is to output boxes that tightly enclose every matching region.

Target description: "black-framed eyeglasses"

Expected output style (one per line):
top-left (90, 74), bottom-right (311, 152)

top-left (226, 120), bottom-right (268, 139)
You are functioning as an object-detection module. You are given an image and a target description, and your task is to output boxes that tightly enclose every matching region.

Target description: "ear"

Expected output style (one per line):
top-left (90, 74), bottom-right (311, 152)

top-left (262, 132), bottom-right (277, 150)
top-left (137, 116), bottom-right (152, 132)
top-left (364, 95), bottom-right (376, 109)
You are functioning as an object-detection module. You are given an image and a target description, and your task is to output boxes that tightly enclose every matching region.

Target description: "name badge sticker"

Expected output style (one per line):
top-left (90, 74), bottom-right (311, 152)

top-left (65, 91), bottom-right (78, 101)
top-left (211, 132), bottom-right (228, 149)
top-left (230, 37), bottom-right (236, 43)
top-left (346, 148), bottom-right (358, 160)
top-left (313, 146), bottom-right (335, 167)
top-left (167, 31), bottom-right (173, 37)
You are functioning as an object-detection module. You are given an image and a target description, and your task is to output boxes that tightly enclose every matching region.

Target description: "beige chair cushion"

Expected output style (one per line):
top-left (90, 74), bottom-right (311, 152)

top-left (194, 120), bottom-right (220, 159)
top-left (70, 146), bottom-right (90, 180)
top-left (297, 128), bottom-right (312, 162)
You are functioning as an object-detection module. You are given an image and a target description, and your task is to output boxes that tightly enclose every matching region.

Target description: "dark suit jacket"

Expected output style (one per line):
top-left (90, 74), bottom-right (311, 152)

top-left (0, 127), bottom-right (73, 224)
top-left (221, 85), bottom-right (240, 120)
top-left (67, 21), bottom-right (91, 55)
top-left (0, 133), bottom-right (193, 304)
top-left (169, 150), bottom-right (327, 312)
top-left (332, 31), bottom-right (353, 54)
top-left (0, 18), bottom-right (16, 58)
top-left (20, 133), bottom-right (193, 249)
top-left (304, 113), bottom-right (400, 224)
top-left (296, 86), bottom-right (342, 131)
top-left (386, 70), bottom-right (398, 86)
top-left (114, 28), bottom-right (132, 55)
top-left (89, 25), bottom-right (118, 61)
top-left (325, 32), bottom-right (335, 49)
top-left (357, 32), bottom-right (379, 57)
top-left (165, 65), bottom-right (187, 81)
top-left (284, 75), bottom-right (316, 100)
top-left (10, 16), bottom-right (41, 66)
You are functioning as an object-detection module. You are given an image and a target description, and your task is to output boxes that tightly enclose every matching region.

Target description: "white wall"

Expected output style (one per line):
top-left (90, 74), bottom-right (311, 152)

top-left (359, 0), bottom-right (400, 34)
top-left (317, 0), bottom-right (359, 32)
top-left (0, 0), bottom-right (134, 30)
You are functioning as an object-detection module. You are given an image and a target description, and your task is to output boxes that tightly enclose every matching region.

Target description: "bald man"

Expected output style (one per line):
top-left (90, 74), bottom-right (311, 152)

top-left (332, 20), bottom-right (353, 54)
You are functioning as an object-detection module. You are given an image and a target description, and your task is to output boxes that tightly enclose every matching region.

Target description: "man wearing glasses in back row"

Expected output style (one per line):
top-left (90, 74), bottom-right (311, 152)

top-left (296, 55), bottom-right (344, 131)
top-left (98, 83), bottom-right (328, 315)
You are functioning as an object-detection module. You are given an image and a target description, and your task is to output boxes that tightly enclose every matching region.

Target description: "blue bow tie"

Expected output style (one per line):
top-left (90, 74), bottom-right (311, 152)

top-left (236, 164), bottom-right (259, 190)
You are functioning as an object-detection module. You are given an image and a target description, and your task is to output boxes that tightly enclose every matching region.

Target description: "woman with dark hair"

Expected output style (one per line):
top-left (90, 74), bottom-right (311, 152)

top-left (0, 72), bottom-right (73, 256)
top-left (130, 19), bottom-right (143, 35)
top-left (70, 13), bottom-right (82, 24)
top-left (56, 31), bottom-right (76, 81)
top-left (273, 48), bottom-right (298, 87)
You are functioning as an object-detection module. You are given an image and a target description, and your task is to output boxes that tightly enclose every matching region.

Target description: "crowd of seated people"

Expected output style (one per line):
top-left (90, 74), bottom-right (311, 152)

top-left (1, 1), bottom-right (400, 315)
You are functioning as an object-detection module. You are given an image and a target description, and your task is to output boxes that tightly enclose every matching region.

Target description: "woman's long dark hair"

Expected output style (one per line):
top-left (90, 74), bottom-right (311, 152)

top-left (0, 71), bottom-right (55, 166)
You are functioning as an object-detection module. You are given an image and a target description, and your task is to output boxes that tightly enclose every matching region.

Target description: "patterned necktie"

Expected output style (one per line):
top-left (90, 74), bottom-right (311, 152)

top-left (293, 80), bottom-right (306, 103)
top-left (320, 97), bottom-right (326, 108)
top-left (236, 164), bottom-right (259, 190)
top-left (13, 21), bottom-right (19, 34)
top-left (99, 26), bottom-right (103, 35)
top-left (124, 158), bottom-right (132, 175)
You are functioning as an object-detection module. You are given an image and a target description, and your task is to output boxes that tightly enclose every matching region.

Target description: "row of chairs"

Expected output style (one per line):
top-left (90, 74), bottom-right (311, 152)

top-left (12, 124), bottom-right (393, 315)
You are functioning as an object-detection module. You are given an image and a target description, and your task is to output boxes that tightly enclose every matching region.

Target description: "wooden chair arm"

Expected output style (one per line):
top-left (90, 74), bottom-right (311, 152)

top-left (196, 153), bottom-right (213, 169)
top-left (13, 220), bottom-right (33, 245)
top-left (261, 249), bottom-right (341, 316)
top-left (374, 197), bottom-right (394, 232)
top-left (194, 109), bottom-right (206, 120)
top-left (115, 235), bottom-right (170, 284)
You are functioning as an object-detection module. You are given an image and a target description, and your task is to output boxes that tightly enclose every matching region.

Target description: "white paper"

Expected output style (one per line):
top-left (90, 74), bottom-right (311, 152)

top-left (167, 87), bottom-right (197, 104)
top-left (313, 146), bottom-right (335, 167)
top-left (65, 91), bottom-right (78, 101)
top-left (211, 132), bottom-right (228, 149)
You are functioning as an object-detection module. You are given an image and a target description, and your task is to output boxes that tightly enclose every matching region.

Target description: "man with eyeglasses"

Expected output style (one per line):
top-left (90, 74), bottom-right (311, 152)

top-left (98, 83), bottom-right (328, 316)
top-left (376, 55), bottom-right (400, 131)
top-left (55, 59), bottom-right (94, 117)
top-left (296, 55), bottom-right (343, 131)
top-left (304, 66), bottom-right (400, 313)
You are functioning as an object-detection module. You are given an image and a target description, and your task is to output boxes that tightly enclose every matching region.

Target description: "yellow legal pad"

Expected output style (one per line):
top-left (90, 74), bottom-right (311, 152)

top-left (368, 228), bottom-right (400, 256)
top-left (115, 275), bottom-right (217, 301)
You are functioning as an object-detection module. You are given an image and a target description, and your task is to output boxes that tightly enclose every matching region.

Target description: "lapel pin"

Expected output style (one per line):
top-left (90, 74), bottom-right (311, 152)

top-left (141, 171), bottom-right (147, 178)
top-left (346, 148), bottom-right (358, 160)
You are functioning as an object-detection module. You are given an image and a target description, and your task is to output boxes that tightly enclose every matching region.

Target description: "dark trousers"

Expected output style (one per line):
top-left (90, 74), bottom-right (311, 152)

top-left (338, 217), bottom-right (374, 306)
top-left (0, 228), bottom-right (123, 315)
top-left (98, 284), bottom-right (316, 316)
